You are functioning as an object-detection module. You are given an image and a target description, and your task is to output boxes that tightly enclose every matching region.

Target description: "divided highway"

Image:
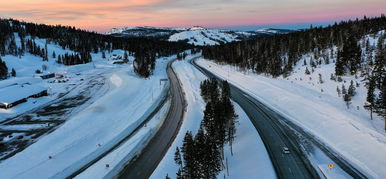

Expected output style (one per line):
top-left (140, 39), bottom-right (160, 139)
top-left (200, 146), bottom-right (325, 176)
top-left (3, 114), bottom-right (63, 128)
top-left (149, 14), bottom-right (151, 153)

top-left (191, 58), bottom-right (367, 179)
top-left (117, 59), bottom-right (186, 178)
top-left (190, 58), bottom-right (316, 178)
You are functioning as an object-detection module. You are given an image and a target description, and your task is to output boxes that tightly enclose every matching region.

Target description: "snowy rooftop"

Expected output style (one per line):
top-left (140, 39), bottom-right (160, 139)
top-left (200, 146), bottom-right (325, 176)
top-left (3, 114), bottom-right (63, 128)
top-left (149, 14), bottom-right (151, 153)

top-left (0, 84), bottom-right (46, 104)
top-left (0, 77), bottom-right (42, 90)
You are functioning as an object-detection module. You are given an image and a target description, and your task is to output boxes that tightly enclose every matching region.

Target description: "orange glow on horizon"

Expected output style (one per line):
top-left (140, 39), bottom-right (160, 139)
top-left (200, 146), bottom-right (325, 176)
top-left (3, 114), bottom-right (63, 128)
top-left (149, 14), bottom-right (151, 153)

top-left (0, 0), bottom-right (385, 33)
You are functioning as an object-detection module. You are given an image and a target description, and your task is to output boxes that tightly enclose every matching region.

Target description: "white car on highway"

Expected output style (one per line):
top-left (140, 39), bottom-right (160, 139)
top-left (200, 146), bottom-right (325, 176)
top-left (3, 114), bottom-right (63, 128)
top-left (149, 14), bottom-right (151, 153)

top-left (282, 147), bottom-right (290, 154)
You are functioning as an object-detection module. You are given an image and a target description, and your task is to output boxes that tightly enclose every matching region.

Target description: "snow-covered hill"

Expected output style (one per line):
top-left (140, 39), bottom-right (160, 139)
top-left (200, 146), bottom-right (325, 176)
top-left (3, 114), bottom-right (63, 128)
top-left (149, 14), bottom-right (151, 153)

top-left (106, 26), bottom-right (293, 46)
top-left (168, 29), bottom-right (240, 46)
top-left (106, 26), bottom-right (186, 39)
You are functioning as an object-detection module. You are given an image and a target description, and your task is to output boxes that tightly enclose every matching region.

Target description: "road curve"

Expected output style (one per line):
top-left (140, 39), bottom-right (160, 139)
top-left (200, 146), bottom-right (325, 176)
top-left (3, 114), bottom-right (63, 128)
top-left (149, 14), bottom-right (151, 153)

top-left (117, 59), bottom-right (186, 179)
top-left (191, 58), bottom-right (367, 179)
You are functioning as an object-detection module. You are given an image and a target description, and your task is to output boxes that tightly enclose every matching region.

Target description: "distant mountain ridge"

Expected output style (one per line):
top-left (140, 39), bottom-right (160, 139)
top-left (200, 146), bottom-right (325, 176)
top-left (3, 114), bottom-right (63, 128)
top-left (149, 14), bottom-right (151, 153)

top-left (106, 26), bottom-right (184, 39)
top-left (255, 28), bottom-right (295, 35)
top-left (106, 26), bottom-right (294, 46)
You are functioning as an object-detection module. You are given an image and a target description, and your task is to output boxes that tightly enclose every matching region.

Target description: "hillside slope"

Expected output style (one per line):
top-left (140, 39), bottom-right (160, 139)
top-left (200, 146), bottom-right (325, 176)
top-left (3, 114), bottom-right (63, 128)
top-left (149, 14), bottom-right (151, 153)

top-left (168, 29), bottom-right (239, 46)
top-left (107, 26), bottom-right (294, 46)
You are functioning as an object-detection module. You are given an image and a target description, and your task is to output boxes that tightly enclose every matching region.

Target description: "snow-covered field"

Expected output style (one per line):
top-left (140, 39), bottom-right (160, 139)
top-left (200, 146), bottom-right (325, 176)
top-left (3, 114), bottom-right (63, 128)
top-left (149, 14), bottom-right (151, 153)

top-left (169, 29), bottom-right (239, 46)
top-left (0, 33), bottom-right (180, 178)
top-left (196, 56), bottom-right (386, 178)
top-left (0, 55), bottom-right (172, 178)
top-left (151, 55), bottom-right (275, 178)
top-left (0, 35), bottom-right (134, 120)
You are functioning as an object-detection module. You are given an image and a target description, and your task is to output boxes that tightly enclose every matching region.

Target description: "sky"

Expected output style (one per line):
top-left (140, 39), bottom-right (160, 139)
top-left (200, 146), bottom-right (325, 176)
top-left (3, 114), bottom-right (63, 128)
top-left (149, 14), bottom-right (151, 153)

top-left (0, 0), bottom-right (385, 33)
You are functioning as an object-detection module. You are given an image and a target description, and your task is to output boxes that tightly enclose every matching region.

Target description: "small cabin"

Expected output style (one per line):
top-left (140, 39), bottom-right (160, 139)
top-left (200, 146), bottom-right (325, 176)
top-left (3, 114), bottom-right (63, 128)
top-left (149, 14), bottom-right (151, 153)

top-left (113, 60), bottom-right (125, 64)
top-left (0, 84), bottom-right (48, 109)
top-left (40, 73), bottom-right (55, 79)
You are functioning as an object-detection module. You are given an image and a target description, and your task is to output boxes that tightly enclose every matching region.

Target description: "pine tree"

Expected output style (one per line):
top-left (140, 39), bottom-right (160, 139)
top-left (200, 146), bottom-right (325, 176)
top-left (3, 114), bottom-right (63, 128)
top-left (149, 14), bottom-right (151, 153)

top-left (221, 81), bottom-right (237, 155)
top-left (0, 57), bottom-right (8, 80)
top-left (330, 73), bottom-right (336, 81)
top-left (57, 55), bottom-right (62, 64)
top-left (52, 51), bottom-right (56, 58)
top-left (181, 131), bottom-right (197, 178)
top-left (305, 67), bottom-right (310, 75)
top-left (348, 80), bottom-right (356, 97)
top-left (344, 93), bottom-right (351, 109)
top-left (44, 42), bottom-right (48, 61)
top-left (174, 147), bottom-right (183, 171)
top-left (102, 51), bottom-right (106, 59)
top-left (176, 169), bottom-right (183, 179)
top-left (342, 84), bottom-right (347, 95)
top-left (335, 50), bottom-right (345, 76)
top-left (377, 75), bottom-right (386, 119)
top-left (319, 74), bottom-right (324, 84)
top-left (374, 46), bottom-right (385, 88)
top-left (11, 68), bottom-right (16, 77)
top-left (366, 77), bottom-right (376, 120)
top-left (123, 51), bottom-right (129, 63)
top-left (310, 59), bottom-right (316, 68)
top-left (336, 35), bottom-right (362, 75)
top-left (381, 77), bottom-right (386, 131)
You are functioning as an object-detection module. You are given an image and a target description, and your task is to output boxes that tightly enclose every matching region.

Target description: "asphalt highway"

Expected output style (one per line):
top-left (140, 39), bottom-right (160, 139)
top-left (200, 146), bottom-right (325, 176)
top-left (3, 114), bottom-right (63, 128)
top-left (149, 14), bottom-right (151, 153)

top-left (117, 58), bottom-right (186, 179)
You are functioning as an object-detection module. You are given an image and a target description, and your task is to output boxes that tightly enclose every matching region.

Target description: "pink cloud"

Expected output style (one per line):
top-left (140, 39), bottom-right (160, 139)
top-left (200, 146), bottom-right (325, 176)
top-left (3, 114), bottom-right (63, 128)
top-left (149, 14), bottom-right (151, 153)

top-left (0, 0), bottom-right (385, 33)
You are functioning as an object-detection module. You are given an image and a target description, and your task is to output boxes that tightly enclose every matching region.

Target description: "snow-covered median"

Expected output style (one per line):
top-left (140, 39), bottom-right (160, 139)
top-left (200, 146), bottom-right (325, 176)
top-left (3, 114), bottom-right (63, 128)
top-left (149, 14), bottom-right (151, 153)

top-left (197, 57), bottom-right (386, 178)
top-left (151, 56), bottom-right (275, 178)
top-left (218, 102), bottom-right (276, 179)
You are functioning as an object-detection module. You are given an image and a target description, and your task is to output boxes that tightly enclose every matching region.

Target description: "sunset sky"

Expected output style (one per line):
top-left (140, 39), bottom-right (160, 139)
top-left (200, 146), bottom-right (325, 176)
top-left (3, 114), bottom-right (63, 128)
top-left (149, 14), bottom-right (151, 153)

top-left (1, 0), bottom-right (385, 33)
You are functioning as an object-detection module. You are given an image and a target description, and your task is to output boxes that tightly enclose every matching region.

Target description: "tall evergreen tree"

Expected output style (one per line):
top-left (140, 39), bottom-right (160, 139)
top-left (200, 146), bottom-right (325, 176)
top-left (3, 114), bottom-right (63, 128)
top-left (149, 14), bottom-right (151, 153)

top-left (0, 57), bottom-right (8, 79)
top-left (381, 77), bottom-right (386, 131)
top-left (374, 46), bottom-right (385, 88)
top-left (11, 68), bottom-right (16, 77)
top-left (348, 80), bottom-right (356, 97)
top-left (44, 42), bottom-right (48, 61)
top-left (181, 131), bottom-right (197, 178)
top-left (174, 147), bottom-right (183, 172)
top-left (102, 51), bottom-right (106, 59)
top-left (366, 77), bottom-right (376, 120)
top-left (123, 51), bottom-right (129, 63)
top-left (336, 35), bottom-right (362, 75)
top-left (344, 93), bottom-right (351, 109)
